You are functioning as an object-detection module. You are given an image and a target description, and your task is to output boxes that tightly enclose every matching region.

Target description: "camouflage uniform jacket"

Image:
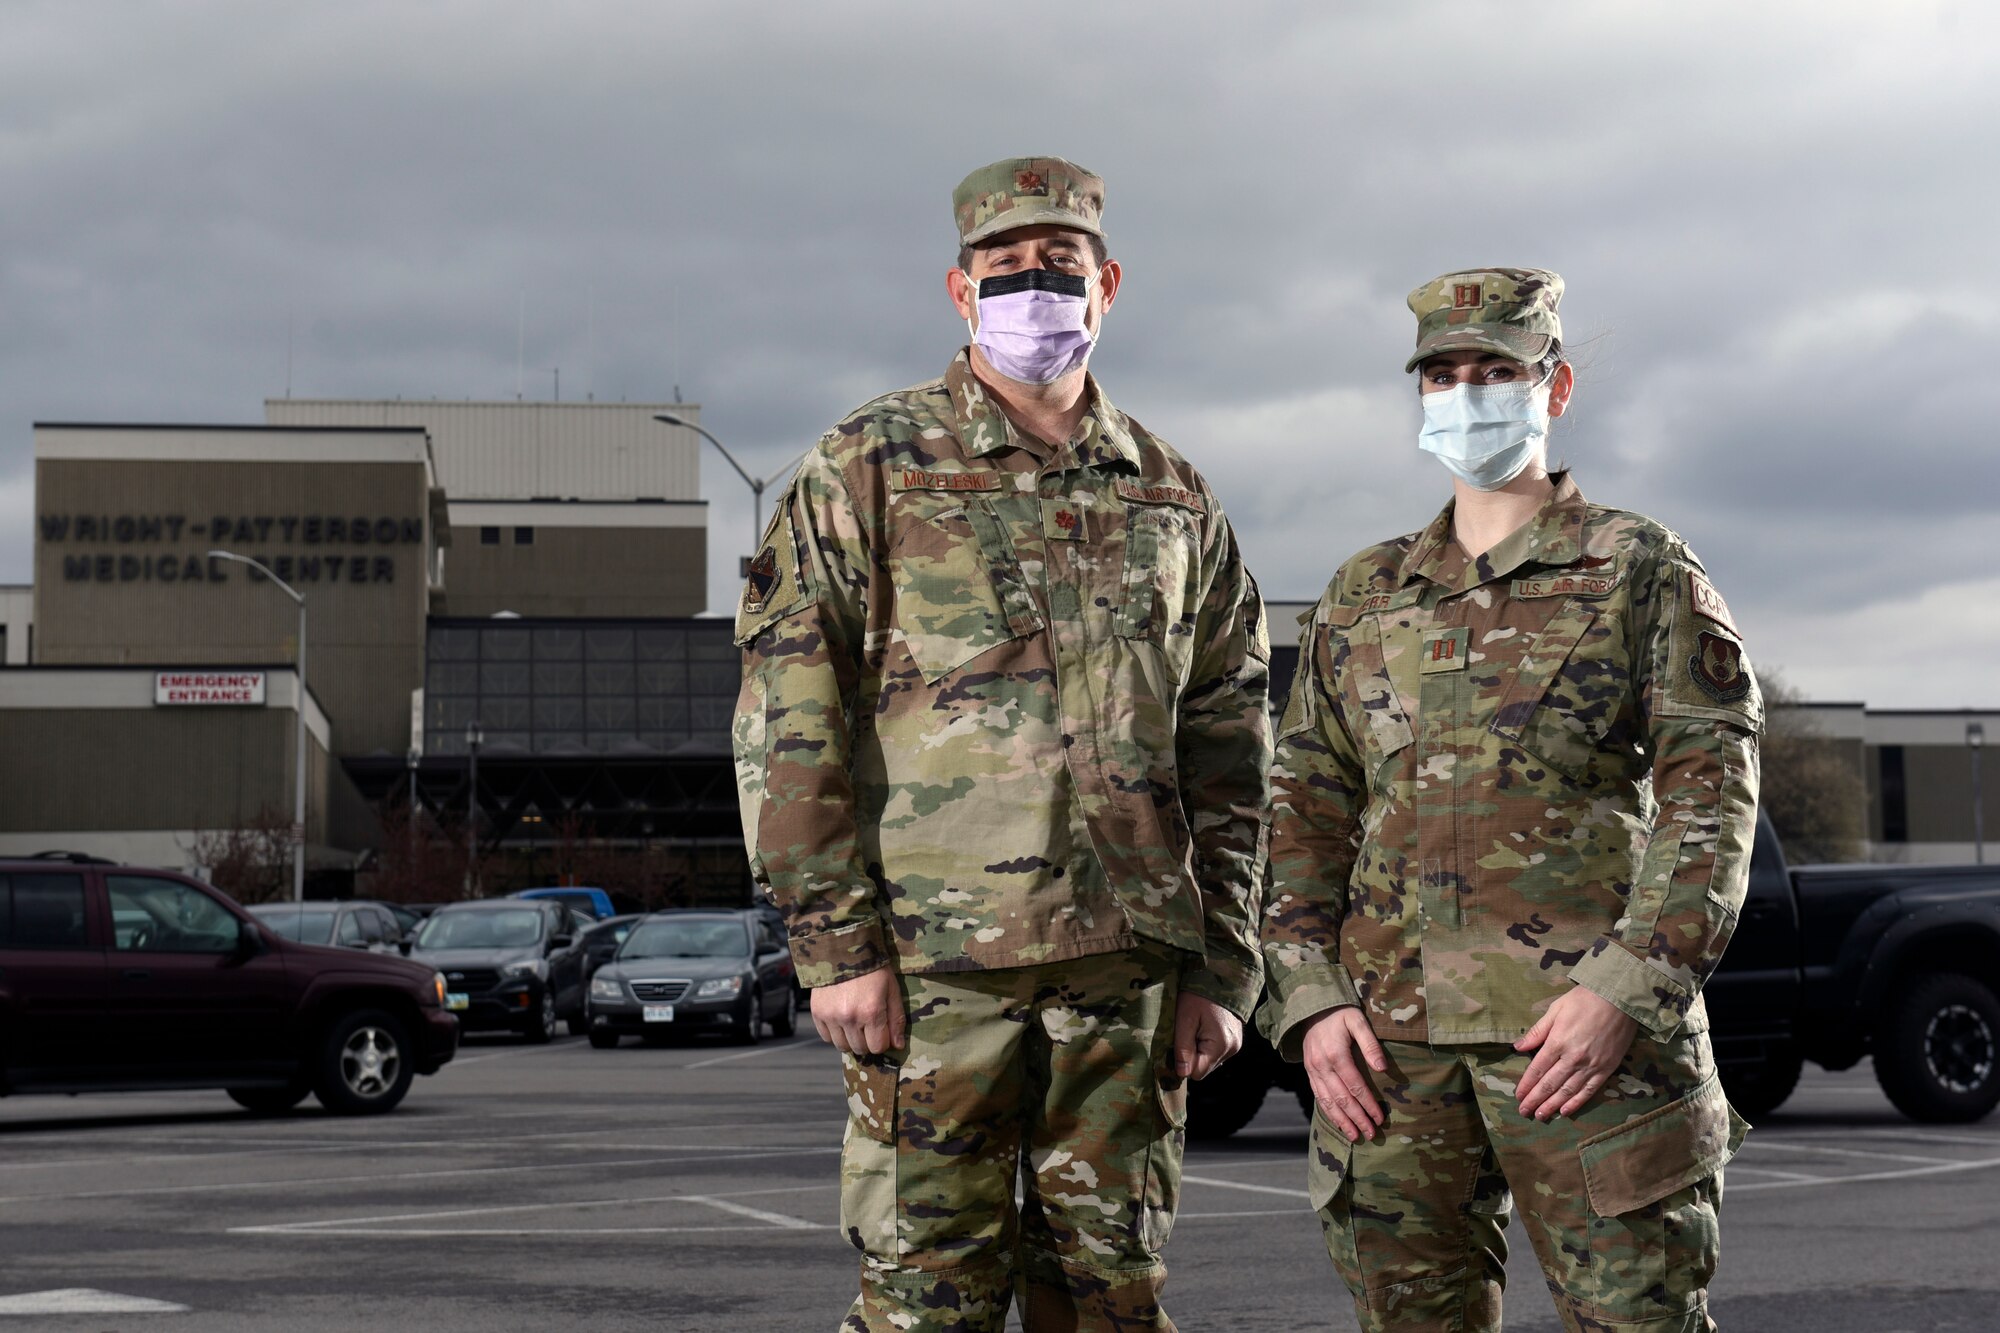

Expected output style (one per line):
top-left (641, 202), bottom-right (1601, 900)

top-left (733, 351), bottom-right (1273, 1019)
top-left (1261, 475), bottom-right (1762, 1051)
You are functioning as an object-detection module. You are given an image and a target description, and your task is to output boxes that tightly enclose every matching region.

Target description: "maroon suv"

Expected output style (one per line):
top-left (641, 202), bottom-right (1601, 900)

top-left (0, 854), bottom-right (457, 1115)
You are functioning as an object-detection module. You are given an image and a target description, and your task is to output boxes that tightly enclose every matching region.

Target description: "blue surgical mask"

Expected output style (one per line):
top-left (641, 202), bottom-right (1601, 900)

top-left (1417, 375), bottom-right (1552, 490)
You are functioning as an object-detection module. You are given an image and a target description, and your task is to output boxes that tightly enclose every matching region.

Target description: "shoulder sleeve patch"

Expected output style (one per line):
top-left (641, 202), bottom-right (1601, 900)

top-left (733, 496), bottom-right (816, 647)
top-left (1688, 570), bottom-right (1738, 634)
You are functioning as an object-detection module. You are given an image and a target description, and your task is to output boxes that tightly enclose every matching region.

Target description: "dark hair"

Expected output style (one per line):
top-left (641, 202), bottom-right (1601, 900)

top-left (958, 233), bottom-right (1109, 273)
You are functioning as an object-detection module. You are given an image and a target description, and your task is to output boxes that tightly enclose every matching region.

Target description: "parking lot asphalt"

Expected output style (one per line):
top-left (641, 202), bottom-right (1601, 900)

top-left (4, 1032), bottom-right (1999, 1332)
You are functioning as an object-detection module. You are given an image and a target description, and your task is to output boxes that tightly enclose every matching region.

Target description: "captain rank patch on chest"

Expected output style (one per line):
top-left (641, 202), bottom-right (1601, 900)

top-left (1420, 625), bottom-right (1470, 673)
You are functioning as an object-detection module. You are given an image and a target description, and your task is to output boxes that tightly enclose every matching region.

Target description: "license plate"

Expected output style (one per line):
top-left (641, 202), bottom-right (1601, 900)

top-left (643, 1004), bottom-right (676, 1023)
top-left (446, 993), bottom-right (469, 1011)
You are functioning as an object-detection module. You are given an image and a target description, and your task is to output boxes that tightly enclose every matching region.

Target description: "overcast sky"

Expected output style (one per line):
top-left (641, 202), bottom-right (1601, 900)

top-left (5, 1), bottom-right (1996, 707)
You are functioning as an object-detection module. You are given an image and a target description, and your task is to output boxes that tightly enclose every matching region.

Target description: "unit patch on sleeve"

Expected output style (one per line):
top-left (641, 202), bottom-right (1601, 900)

top-left (1688, 570), bottom-right (1738, 634)
top-left (1689, 629), bottom-right (1751, 703)
top-left (743, 546), bottom-right (779, 615)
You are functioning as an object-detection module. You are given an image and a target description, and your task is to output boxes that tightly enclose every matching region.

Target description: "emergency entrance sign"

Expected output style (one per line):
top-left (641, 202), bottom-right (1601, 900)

top-left (154, 671), bottom-right (266, 706)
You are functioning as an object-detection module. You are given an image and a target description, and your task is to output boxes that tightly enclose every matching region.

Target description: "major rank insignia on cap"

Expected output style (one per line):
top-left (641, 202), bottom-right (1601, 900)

top-left (1690, 629), bottom-right (1750, 703)
top-left (744, 546), bottom-right (779, 614)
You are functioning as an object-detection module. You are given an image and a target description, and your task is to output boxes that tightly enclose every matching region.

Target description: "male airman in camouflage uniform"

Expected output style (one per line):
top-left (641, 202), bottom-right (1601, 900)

top-left (733, 157), bottom-right (1272, 1331)
top-left (1261, 269), bottom-right (1760, 1332)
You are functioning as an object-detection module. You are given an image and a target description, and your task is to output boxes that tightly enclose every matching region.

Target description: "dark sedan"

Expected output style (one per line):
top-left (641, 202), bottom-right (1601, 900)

top-left (585, 910), bottom-right (796, 1048)
top-left (407, 900), bottom-right (584, 1043)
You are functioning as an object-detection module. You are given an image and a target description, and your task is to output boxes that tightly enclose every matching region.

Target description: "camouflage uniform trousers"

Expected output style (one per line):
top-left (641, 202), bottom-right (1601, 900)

top-left (1306, 1029), bottom-right (1749, 1333)
top-left (837, 945), bottom-right (1190, 1332)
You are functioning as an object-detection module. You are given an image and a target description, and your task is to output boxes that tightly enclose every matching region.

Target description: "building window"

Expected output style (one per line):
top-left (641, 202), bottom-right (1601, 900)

top-left (1879, 745), bottom-right (1908, 843)
top-left (423, 618), bottom-right (737, 757)
top-left (480, 526), bottom-right (500, 546)
top-left (514, 527), bottom-right (535, 546)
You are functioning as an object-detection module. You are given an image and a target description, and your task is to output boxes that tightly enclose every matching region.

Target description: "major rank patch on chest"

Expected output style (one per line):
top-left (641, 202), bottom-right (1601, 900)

top-left (1420, 625), bottom-right (1470, 673)
top-left (1512, 569), bottom-right (1621, 599)
top-left (1690, 629), bottom-right (1750, 703)
top-left (743, 545), bottom-right (779, 614)
top-left (1042, 498), bottom-right (1086, 541)
top-left (893, 468), bottom-right (1003, 492)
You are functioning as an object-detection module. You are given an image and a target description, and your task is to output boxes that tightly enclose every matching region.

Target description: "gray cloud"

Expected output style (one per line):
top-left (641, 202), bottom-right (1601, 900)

top-left (4, 0), bottom-right (1995, 705)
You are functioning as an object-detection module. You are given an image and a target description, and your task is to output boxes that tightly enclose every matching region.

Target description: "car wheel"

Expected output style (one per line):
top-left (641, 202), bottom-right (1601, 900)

top-left (523, 992), bottom-right (557, 1044)
top-left (736, 989), bottom-right (765, 1046)
top-left (1721, 1045), bottom-right (1804, 1121)
top-left (312, 1010), bottom-right (414, 1115)
top-left (588, 1030), bottom-right (621, 1049)
top-left (228, 1083), bottom-right (311, 1115)
top-left (770, 986), bottom-right (797, 1038)
top-left (1875, 972), bottom-right (2000, 1123)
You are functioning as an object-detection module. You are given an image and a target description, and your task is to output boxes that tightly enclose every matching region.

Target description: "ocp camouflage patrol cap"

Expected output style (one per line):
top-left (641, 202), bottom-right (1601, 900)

top-left (1405, 267), bottom-right (1564, 372)
top-left (953, 157), bottom-right (1105, 246)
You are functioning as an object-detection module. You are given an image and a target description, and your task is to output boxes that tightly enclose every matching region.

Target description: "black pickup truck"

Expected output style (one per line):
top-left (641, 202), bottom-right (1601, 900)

top-left (1195, 815), bottom-right (2000, 1136)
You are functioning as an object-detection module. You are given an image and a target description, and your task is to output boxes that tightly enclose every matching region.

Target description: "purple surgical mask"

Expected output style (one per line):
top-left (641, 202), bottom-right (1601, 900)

top-left (966, 269), bottom-right (1098, 385)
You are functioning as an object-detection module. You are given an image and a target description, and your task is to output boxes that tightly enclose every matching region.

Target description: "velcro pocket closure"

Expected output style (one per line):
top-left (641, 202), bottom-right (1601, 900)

top-left (1579, 1072), bottom-right (1747, 1217)
top-left (841, 1052), bottom-right (898, 1145)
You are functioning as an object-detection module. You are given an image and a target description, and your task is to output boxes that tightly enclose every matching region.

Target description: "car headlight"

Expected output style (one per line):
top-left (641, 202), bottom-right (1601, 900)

top-left (694, 976), bottom-right (744, 999)
top-left (589, 975), bottom-right (625, 1001)
top-left (501, 958), bottom-right (547, 981)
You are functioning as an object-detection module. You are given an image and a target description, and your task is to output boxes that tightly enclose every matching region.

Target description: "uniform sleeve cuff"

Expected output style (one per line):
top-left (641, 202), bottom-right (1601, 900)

top-left (1568, 937), bottom-right (1693, 1039)
top-left (1180, 954), bottom-right (1263, 1025)
top-left (1261, 966), bottom-right (1363, 1063)
top-left (787, 916), bottom-right (892, 989)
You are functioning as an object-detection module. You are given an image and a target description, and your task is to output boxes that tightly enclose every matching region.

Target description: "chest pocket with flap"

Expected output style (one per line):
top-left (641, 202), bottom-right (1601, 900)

top-left (1324, 603), bottom-right (1416, 783)
top-left (888, 502), bottom-right (1043, 684)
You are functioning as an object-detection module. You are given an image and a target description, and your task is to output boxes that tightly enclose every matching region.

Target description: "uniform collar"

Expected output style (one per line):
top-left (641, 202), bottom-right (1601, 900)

top-left (1401, 472), bottom-right (1590, 592)
top-left (945, 348), bottom-right (1141, 472)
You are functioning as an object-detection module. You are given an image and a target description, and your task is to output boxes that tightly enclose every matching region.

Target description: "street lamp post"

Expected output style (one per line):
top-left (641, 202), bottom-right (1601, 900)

top-left (1971, 722), bottom-right (1986, 865)
top-left (207, 550), bottom-right (308, 903)
top-left (465, 721), bottom-right (484, 895)
top-left (652, 413), bottom-right (805, 564)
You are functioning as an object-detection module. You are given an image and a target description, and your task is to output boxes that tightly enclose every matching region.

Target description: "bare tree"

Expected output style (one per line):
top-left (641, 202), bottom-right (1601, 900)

top-left (186, 806), bottom-right (294, 904)
top-left (367, 802), bottom-right (472, 904)
top-left (1760, 667), bottom-right (1869, 863)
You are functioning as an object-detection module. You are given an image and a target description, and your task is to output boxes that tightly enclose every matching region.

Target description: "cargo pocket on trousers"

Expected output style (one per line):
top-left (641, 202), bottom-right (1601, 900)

top-left (838, 1052), bottom-right (900, 1260)
top-left (1137, 1052), bottom-right (1191, 1254)
top-left (842, 1051), bottom-right (899, 1145)
top-left (1575, 1072), bottom-right (1750, 1320)
top-left (1306, 1109), bottom-right (1363, 1290)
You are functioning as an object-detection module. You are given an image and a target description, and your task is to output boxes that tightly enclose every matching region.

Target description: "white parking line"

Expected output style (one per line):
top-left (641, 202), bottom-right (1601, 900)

top-left (683, 1195), bottom-right (822, 1229)
top-left (685, 1045), bottom-right (800, 1071)
top-left (1732, 1155), bottom-right (2000, 1193)
top-left (0, 1145), bottom-right (840, 1205)
top-left (1746, 1141), bottom-right (1964, 1167)
top-left (1180, 1174), bottom-right (1311, 1200)
top-left (1723, 1164), bottom-right (1827, 1182)
top-left (231, 1183), bottom-right (834, 1236)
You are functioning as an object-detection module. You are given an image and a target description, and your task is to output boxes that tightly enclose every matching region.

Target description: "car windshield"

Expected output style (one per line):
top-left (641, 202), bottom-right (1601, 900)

top-left (415, 909), bottom-right (544, 950)
top-left (618, 919), bottom-right (748, 960)
top-left (251, 907), bottom-right (338, 945)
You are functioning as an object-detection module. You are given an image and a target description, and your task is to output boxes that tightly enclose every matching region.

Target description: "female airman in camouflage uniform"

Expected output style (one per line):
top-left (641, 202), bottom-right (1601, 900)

top-left (1261, 269), bottom-right (1761, 1332)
